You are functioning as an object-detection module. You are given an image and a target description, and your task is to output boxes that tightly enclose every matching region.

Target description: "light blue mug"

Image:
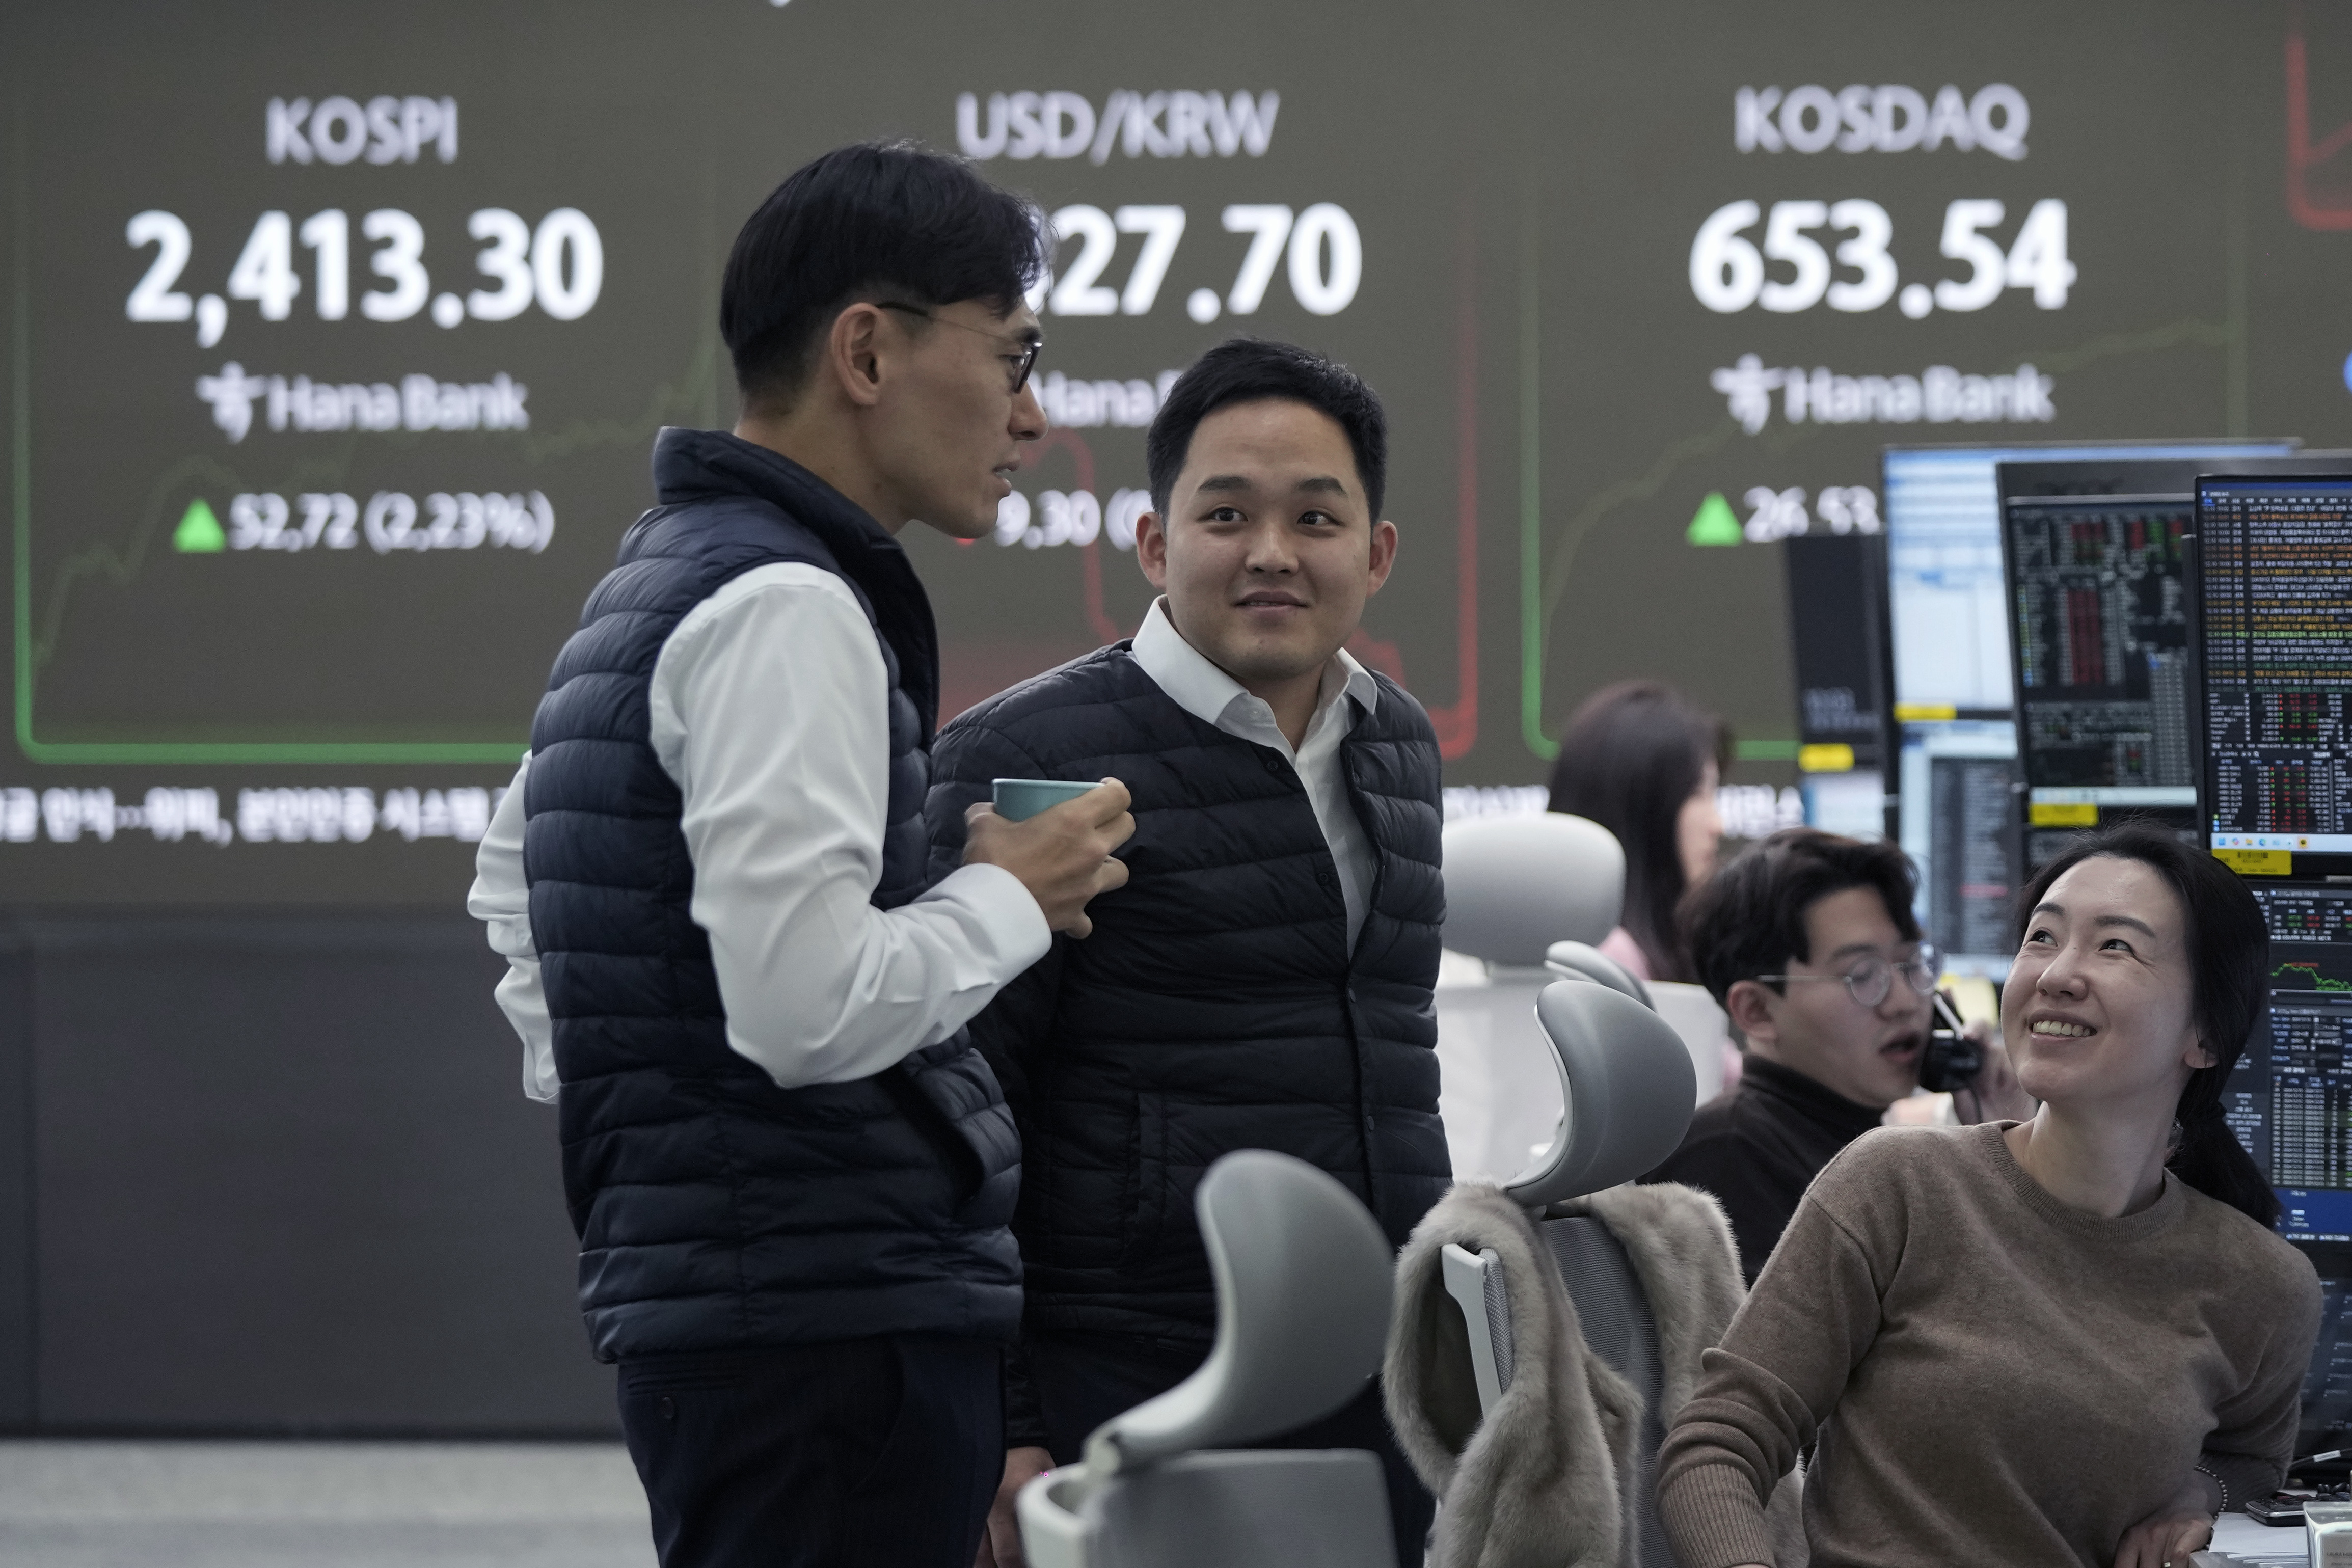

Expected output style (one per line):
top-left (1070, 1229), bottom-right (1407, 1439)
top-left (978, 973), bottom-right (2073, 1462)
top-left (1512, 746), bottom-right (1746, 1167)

top-left (992, 778), bottom-right (1098, 822)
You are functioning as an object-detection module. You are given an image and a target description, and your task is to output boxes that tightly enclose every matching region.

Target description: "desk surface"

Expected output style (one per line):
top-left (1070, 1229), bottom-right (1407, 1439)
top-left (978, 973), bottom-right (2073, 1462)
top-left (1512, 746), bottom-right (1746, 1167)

top-left (2206, 1509), bottom-right (2307, 1565)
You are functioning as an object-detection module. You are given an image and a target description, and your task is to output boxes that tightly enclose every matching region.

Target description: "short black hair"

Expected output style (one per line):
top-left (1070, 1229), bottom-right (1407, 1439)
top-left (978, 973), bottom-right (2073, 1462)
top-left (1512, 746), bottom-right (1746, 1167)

top-left (1682, 828), bottom-right (1922, 1008)
top-left (1145, 338), bottom-right (1388, 520)
top-left (720, 140), bottom-right (1049, 410)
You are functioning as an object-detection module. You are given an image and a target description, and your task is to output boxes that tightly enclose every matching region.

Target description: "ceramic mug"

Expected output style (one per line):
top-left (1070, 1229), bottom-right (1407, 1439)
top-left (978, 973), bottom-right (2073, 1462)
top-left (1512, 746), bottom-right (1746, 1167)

top-left (991, 778), bottom-right (1099, 822)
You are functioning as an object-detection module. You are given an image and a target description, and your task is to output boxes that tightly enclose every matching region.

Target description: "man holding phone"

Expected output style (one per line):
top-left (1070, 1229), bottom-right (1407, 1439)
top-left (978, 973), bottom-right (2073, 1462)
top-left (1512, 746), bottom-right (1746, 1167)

top-left (926, 338), bottom-right (1449, 1565)
top-left (467, 143), bottom-right (1132, 1568)
top-left (1641, 829), bottom-right (2032, 1281)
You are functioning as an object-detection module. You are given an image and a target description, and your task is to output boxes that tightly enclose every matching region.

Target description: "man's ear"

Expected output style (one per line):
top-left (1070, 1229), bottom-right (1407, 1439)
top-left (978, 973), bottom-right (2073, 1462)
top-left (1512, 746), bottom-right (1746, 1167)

top-left (1365, 519), bottom-right (1398, 596)
top-left (1725, 979), bottom-right (1781, 1050)
top-left (1135, 510), bottom-right (1170, 590)
top-left (822, 303), bottom-right (889, 409)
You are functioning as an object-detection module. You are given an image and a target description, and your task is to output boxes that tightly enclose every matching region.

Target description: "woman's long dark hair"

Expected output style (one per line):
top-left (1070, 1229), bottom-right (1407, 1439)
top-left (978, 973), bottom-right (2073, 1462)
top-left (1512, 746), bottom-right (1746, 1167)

top-left (2014, 822), bottom-right (2278, 1225)
top-left (1547, 681), bottom-right (1729, 983)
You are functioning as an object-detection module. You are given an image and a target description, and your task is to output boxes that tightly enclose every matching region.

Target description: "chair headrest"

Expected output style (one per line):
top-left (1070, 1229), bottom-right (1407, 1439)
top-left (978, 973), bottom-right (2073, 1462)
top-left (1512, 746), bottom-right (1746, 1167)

top-left (1081, 1150), bottom-right (1394, 1477)
top-left (1440, 813), bottom-right (1625, 966)
top-left (1544, 940), bottom-right (1654, 1010)
top-left (1503, 982), bottom-right (1697, 1210)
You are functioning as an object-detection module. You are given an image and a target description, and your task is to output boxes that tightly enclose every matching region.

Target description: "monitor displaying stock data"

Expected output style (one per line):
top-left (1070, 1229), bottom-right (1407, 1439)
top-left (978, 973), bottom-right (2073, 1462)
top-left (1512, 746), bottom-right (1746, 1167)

top-left (2237, 883), bottom-right (2352, 1445)
top-left (2199, 469), bottom-right (2352, 1445)
top-left (1884, 443), bottom-right (2291, 972)
top-left (2004, 494), bottom-right (2196, 810)
top-left (2199, 471), bottom-right (2352, 879)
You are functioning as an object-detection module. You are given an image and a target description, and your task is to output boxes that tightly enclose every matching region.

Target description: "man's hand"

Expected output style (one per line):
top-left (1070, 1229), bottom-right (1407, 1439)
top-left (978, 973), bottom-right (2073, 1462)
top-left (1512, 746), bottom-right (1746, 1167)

top-left (1954, 1021), bottom-right (2037, 1125)
top-left (974, 1445), bottom-right (1056, 1567)
top-left (963, 781), bottom-right (1135, 939)
top-left (2111, 1474), bottom-right (2217, 1567)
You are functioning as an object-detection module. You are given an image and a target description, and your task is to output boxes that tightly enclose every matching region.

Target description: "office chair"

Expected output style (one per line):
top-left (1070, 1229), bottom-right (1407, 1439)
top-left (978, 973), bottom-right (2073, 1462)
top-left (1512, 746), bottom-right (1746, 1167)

top-left (1440, 813), bottom-right (1624, 968)
top-left (1548, 938), bottom-right (1732, 1106)
top-left (1016, 1149), bottom-right (1400, 1568)
top-left (1390, 982), bottom-right (1776, 1567)
top-left (1436, 813), bottom-right (1627, 1180)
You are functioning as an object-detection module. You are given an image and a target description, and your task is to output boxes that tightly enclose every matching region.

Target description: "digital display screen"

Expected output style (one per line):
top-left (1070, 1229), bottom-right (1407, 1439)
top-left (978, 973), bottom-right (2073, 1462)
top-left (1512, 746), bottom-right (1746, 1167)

top-left (14, 5), bottom-right (2352, 906)
top-left (2005, 496), bottom-right (2197, 803)
top-left (2242, 886), bottom-right (2352, 1224)
top-left (1884, 444), bottom-right (2290, 716)
top-left (2227, 886), bottom-right (2352, 1440)
top-left (2200, 475), bottom-right (2352, 866)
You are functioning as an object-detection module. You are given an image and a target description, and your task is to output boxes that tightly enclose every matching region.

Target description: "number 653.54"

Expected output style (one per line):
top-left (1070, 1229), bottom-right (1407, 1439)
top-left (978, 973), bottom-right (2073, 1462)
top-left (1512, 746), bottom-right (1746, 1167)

top-left (1690, 197), bottom-right (2072, 317)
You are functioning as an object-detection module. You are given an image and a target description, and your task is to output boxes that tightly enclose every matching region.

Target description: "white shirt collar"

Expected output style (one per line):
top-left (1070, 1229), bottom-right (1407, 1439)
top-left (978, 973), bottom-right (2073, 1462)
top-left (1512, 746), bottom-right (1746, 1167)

top-left (1129, 598), bottom-right (1377, 742)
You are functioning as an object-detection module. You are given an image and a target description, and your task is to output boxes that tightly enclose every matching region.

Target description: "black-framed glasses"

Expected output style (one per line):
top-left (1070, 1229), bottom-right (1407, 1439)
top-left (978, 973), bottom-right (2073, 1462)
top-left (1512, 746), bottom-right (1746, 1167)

top-left (876, 301), bottom-right (1042, 394)
top-left (1754, 945), bottom-right (1941, 1009)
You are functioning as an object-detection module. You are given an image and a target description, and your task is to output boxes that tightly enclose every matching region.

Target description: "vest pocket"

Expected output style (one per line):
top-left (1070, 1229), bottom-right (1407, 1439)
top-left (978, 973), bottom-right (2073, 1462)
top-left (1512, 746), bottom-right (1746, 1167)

top-left (1122, 1091), bottom-right (1170, 1268)
top-left (882, 1066), bottom-right (985, 1201)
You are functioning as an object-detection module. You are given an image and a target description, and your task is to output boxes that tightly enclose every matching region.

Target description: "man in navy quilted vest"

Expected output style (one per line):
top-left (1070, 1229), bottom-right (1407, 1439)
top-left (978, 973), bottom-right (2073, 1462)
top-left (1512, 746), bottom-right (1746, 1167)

top-left (465, 142), bottom-right (1137, 1568)
top-left (927, 339), bottom-right (1451, 1566)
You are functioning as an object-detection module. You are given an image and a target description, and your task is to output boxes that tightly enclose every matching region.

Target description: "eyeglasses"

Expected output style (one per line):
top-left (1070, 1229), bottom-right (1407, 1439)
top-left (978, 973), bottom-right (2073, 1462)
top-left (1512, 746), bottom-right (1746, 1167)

top-left (1753, 946), bottom-right (1941, 1009)
top-left (875, 301), bottom-right (1042, 394)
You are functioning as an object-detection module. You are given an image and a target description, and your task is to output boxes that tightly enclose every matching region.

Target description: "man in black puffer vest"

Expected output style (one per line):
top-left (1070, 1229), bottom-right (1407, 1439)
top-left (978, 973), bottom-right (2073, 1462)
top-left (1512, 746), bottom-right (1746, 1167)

top-left (929, 340), bottom-right (1450, 1565)
top-left (467, 145), bottom-right (1133, 1568)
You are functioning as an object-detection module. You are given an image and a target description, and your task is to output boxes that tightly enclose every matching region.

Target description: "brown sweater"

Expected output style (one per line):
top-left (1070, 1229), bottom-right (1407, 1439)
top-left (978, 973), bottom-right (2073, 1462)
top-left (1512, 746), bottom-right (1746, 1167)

top-left (1656, 1122), bottom-right (2322, 1568)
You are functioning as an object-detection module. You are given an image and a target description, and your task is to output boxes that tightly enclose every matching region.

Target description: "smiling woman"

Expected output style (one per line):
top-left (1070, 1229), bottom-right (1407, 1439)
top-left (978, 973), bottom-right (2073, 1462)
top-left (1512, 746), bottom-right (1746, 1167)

top-left (2004, 825), bottom-right (2277, 1229)
top-left (1654, 823), bottom-right (2324, 1568)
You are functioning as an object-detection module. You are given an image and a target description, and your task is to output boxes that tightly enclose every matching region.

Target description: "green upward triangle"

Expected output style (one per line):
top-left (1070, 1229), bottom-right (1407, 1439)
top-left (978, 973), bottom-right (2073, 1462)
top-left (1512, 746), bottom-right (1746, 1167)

top-left (1686, 490), bottom-right (1742, 546)
top-left (174, 498), bottom-right (225, 553)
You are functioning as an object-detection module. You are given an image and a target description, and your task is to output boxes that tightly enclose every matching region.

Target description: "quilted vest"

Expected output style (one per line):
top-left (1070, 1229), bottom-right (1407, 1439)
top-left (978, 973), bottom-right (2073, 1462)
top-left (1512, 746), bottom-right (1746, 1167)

top-left (525, 426), bottom-right (1020, 1360)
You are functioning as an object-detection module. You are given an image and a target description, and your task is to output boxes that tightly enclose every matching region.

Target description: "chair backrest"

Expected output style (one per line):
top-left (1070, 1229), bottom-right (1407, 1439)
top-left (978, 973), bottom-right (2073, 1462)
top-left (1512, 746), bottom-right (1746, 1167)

top-left (1019, 1150), bottom-right (1400, 1568)
top-left (1424, 990), bottom-right (1706, 1564)
top-left (1502, 982), bottom-right (1697, 1209)
top-left (1429, 983), bottom-right (1700, 1563)
top-left (1082, 1149), bottom-right (1395, 1474)
top-left (1540, 1216), bottom-right (1673, 1567)
top-left (1440, 813), bottom-right (1624, 966)
top-left (1432, 965), bottom-right (1562, 1183)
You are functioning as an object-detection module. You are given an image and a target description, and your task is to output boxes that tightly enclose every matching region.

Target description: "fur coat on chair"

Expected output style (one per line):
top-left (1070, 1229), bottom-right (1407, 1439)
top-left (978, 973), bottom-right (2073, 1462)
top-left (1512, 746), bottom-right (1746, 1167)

top-left (1384, 1181), bottom-right (1806, 1568)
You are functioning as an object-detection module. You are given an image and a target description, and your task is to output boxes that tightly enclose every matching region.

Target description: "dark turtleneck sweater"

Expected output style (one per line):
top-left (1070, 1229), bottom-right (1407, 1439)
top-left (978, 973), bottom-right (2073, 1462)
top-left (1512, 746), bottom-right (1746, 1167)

top-left (1638, 1055), bottom-right (1885, 1282)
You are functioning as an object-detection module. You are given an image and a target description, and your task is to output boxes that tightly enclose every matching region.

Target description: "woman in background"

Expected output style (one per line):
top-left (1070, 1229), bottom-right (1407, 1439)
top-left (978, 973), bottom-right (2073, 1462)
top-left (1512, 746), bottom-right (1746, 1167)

top-left (1547, 680), bottom-right (1728, 982)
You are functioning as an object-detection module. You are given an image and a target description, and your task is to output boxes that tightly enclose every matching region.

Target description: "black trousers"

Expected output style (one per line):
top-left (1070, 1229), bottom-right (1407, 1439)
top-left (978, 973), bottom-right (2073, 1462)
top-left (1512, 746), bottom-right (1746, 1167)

top-left (1025, 1330), bottom-right (1435, 1565)
top-left (617, 1335), bottom-right (1002, 1568)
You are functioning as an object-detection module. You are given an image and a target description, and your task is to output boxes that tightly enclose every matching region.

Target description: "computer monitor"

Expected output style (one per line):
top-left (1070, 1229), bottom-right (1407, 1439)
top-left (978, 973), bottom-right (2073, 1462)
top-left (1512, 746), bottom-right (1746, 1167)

top-left (1882, 441), bottom-right (2296, 974)
top-left (2193, 462), bottom-right (2352, 1450)
top-left (2237, 882), bottom-right (2352, 1448)
top-left (1885, 442), bottom-right (2296, 715)
top-left (2198, 468), bottom-right (2352, 880)
top-left (1998, 462), bottom-right (2217, 872)
top-left (2000, 458), bottom-right (2352, 876)
top-left (1784, 534), bottom-right (1893, 840)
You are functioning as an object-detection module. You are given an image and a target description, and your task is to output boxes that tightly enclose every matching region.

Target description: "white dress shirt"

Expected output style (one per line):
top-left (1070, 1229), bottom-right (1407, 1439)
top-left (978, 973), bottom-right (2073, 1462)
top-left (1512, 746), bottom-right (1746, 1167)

top-left (468, 562), bottom-right (1051, 1102)
top-left (1129, 598), bottom-right (1380, 945)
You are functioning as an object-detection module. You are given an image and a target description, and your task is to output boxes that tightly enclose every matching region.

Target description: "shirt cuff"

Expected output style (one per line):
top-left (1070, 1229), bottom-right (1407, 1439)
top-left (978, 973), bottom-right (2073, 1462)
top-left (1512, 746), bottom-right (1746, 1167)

top-left (921, 861), bottom-right (1052, 978)
top-left (1657, 1461), bottom-right (1778, 1568)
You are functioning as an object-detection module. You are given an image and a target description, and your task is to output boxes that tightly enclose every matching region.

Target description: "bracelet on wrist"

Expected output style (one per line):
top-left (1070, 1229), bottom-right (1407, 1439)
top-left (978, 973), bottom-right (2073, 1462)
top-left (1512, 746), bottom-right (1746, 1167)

top-left (2193, 1463), bottom-right (2228, 1518)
